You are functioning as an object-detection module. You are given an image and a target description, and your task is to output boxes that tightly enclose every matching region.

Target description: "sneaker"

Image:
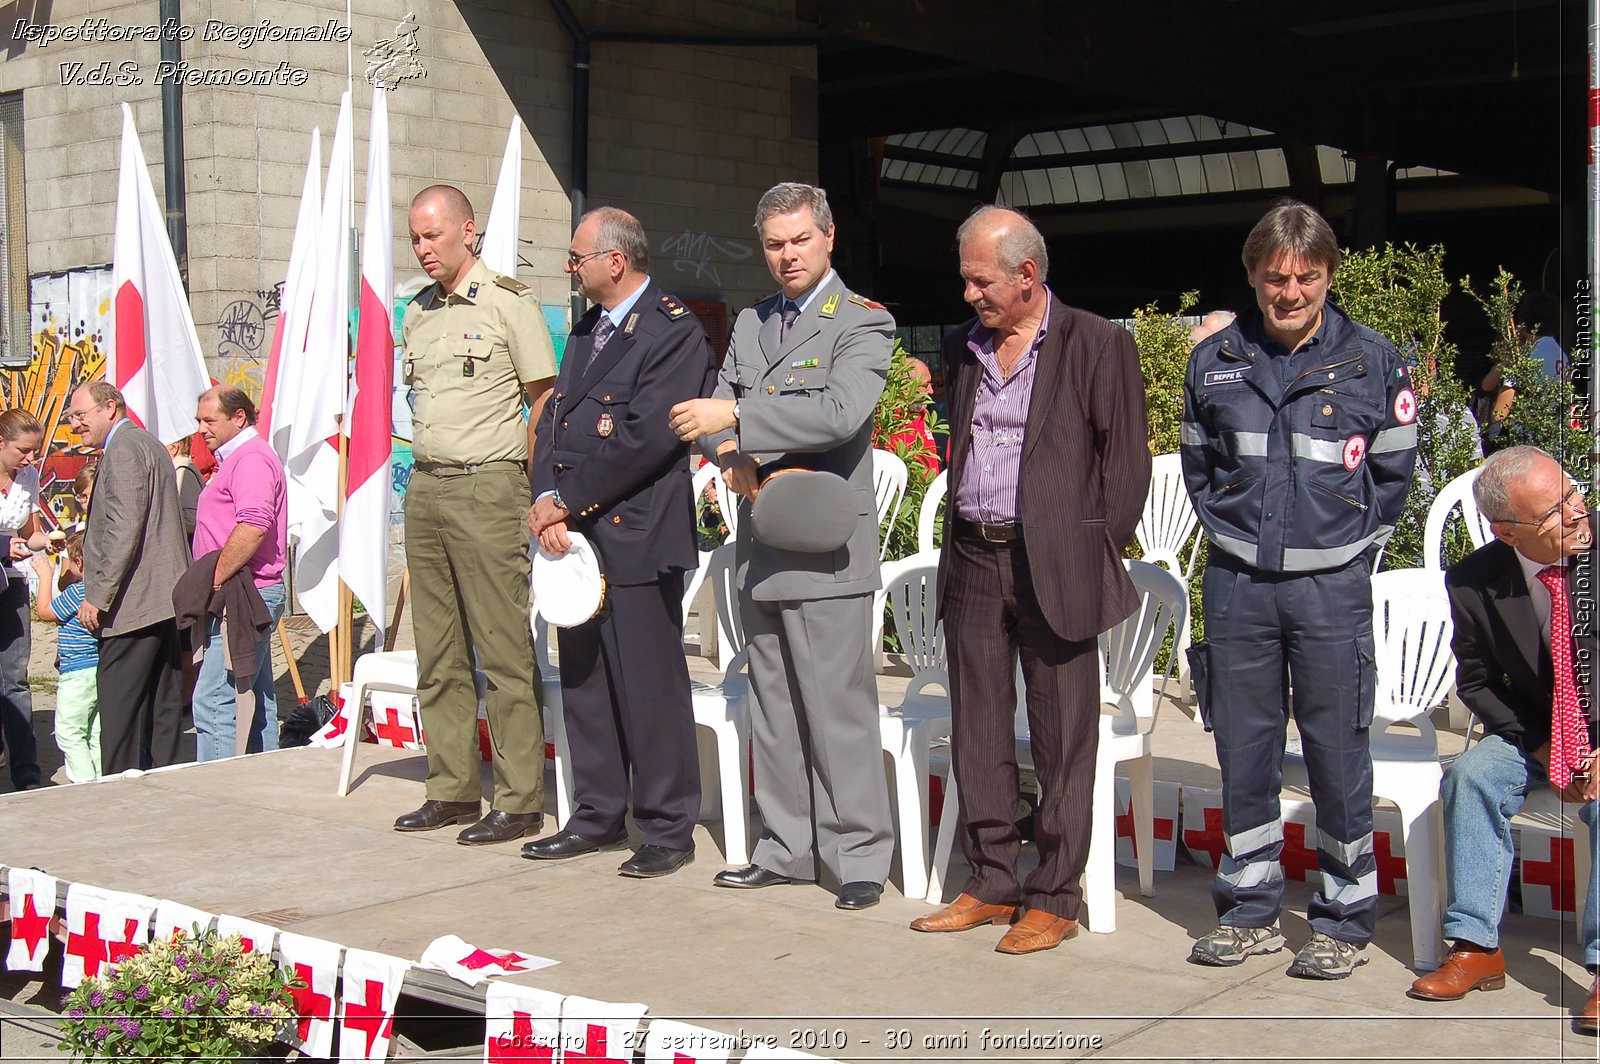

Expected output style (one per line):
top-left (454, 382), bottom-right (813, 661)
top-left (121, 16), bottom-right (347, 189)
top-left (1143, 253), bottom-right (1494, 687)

top-left (1286, 931), bottom-right (1368, 980)
top-left (1188, 923), bottom-right (1286, 967)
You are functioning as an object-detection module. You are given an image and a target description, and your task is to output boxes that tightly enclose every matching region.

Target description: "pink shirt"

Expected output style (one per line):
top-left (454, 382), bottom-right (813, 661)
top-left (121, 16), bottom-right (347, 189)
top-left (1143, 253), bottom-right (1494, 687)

top-left (193, 428), bottom-right (287, 587)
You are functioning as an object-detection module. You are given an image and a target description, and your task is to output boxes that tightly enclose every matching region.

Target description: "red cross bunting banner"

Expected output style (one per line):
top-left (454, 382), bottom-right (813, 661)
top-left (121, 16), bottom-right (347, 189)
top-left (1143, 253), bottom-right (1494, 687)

top-left (557, 993), bottom-right (649, 1064)
top-left (151, 899), bottom-right (215, 943)
top-left (484, 981), bottom-right (565, 1062)
top-left (276, 931), bottom-right (342, 1060)
top-left (418, 934), bottom-right (556, 986)
top-left (367, 692), bottom-right (426, 751)
top-left (1179, 785), bottom-right (1226, 870)
top-left (5, 867), bottom-right (58, 972)
top-left (1113, 778), bottom-right (1180, 871)
top-left (1519, 823), bottom-right (1580, 922)
top-left (61, 884), bottom-right (157, 989)
top-left (309, 688), bottom-right (358, 749)
top-left (1370, 809), bottom-right (1408, 898)
top-left (214, 914), bottom-right (279, 957)
top-left (641, 1019), bottom-right (736, 1063)
top-left (338, 948), bottom-right (409, 1063)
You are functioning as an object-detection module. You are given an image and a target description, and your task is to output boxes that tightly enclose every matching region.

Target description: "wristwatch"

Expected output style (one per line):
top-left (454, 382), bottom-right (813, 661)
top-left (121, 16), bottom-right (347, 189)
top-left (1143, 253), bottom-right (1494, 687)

top-left (551, 490), bottom-right (569, 513)
top-left (732, 400), bottom-right (741, 423)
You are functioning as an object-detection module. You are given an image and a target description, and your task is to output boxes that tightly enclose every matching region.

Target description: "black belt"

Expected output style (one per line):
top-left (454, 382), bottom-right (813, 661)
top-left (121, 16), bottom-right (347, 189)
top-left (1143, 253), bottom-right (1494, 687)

top-left (955, 517), bottom-right (1023, 544)
top-left (414, 460), bottom-right (525, 477)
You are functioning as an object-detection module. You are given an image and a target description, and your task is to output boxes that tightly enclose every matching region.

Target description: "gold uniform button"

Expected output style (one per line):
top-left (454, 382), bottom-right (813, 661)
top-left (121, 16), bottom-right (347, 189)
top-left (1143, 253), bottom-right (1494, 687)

top-left (561, 420), bottom-right (569, 429)
top-left (603, 394), bottom-right (612, 402)
top-left (767, 385), bottom-right (776, 394)
top-left (1327, 372), bottom-right (1335, 379)
top-left (1321, 405), bottom-right (1333, 416)
top-left (611, 515), bottom-right (621, 524)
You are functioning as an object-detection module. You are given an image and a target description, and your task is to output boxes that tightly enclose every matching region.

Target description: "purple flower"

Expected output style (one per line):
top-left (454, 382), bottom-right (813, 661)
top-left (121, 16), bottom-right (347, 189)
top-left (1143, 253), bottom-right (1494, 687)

top-left (181, 993), bottom-right (200, 1012)
top-left (246, 1003), bottom-right (264, 1018)
top-left (133, 984), bottom-right (150, 1001)
top-left (159, 1008), bottom-right (174, 1019)
top-left (206, 977), bottom-right (219, 988)
top-left (189, 971), bottom-right (205, 982)
top-left (91, 1024), bottom-right (109, 1041)
top-left (173, 953), bottom-right (188, 970)
top-left (124, 1019), bottom-right (142, 1038)
top-left (110, 989), bottom-right (126, 1003)
top-left (87, 990), bottom-right (105, 1008)
top-left (216, 986), bottom-right (230, 1006)
top-left (68, 1007), bottom-right (85, 1020)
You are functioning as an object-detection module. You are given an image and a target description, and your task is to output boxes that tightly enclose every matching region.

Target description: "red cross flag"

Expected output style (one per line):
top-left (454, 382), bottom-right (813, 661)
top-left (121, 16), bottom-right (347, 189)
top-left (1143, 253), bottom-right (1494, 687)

top-left (558, 993), bottom-right (649, 1064)
top-left (277, 931), bottom-right (342, 1060)
top-left (642, 1018), bottom-right (736, 1063)
top-left (6, 867), bottom-right (58, 972)
top-left (308, 689), bottom-right (357, 749)
top-left (61, 884), bottom-right (156, 989)
top-left (419, 934), bottom-right (556, 987)
top-left (339, 948), bottom-right (409, 1063)
top-left (1519, 823), bottom-right (1579, 921)
top-left (1113, 778), bottom-right (1180, 871)
top-left (367, 693), bottom-right (426, 751)
top-left (484, 981), bottom-right (564, 1063)
top-left (151, 899), bottom-right (215, 943)
top-left (1179, 785), bottom-right (1226, 870)
top-left (214, 914), bottom-right (278, 958)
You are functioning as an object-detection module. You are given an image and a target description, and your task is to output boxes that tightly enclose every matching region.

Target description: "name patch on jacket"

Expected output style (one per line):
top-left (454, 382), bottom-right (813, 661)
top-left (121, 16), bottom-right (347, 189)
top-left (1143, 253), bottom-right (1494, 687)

top-left (1204, 369), bottom-right (1248, 386)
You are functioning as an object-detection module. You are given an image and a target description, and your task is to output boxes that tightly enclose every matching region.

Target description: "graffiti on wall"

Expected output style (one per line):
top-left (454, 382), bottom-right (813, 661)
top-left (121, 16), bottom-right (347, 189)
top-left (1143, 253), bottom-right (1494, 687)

top-left (658, 230), bottom-right (753, 287)
top-left (213, 285), bottom-right (279, 402)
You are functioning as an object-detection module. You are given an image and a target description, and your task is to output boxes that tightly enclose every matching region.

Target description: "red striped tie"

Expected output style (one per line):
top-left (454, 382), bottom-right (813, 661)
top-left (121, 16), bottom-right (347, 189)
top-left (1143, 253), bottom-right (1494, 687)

top-left (1537, 564), bottom-right (1591, 788)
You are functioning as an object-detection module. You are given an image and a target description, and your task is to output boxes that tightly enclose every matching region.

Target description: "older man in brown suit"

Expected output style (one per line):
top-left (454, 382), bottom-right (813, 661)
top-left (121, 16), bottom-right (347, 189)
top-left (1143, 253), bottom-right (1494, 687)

top-left (910, 206), bottom-right (1150, 953)
top-left (68, 380), bottom-right (192, 773)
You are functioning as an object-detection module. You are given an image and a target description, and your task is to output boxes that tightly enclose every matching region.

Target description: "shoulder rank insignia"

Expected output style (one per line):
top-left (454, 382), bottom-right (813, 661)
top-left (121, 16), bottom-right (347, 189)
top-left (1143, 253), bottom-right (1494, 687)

top-left (848, 292), bottom-right (886, 311)
top-left (494, 275), bottom-right (531, 295)
top-left (660, 294), bottom-right (687, 318)
top-left (624, 312), bottom-right (639, 335)
top-left (466, 282), bottom-right (480, 299)
top-left (820, 292), bottom-right (841, 317)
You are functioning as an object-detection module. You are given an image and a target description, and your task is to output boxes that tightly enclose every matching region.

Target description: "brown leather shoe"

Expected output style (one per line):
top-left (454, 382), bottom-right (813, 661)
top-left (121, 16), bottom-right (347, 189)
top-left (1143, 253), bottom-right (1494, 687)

top-left (456, 810), bottom-right (544, 845)
top-left (910, 892), bottom-right (1018, 933)
top-left (1576, 975), bottom-right (1600, 1034)
top-left (1407, 946), bottom-right (1506, 1001)
top-left (995, 909), bottom-right (1078, 955)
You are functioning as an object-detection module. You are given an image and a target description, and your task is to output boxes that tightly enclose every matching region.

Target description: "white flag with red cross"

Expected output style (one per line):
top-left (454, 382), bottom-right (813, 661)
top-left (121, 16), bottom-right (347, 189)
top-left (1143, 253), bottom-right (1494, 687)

top-left (5, 867), bottom-right (57, 972)
top-left (214, 914), bottom-right (278, 957)
top-left (61, 884), bottom-right (156, 989)
top-left (642, 1019), bottom-right (736, 1063)
top-left (484, 981), bottom-right (564, 1062)
top-left (558, 994), bottom-right (648, 1063)
top-left (277, 931), bottom-right (342, 1060)
top-left (1113, 777), bottom-right (1180, 871)
top-left (1371, 808), bottom-right (1409, 898)
top-left (151, 899), bottom-right (214, 944)
top-left (1179, 785), bottom-right (1226, 870)
top-left (367, 691), bottom-right (426, 750)
top-left (1520, 822), bottom-right (1580, 921)
top-left (418, 934), bottom-right (556, 986)
top-left (338, 948), bottom-right (409, 1063)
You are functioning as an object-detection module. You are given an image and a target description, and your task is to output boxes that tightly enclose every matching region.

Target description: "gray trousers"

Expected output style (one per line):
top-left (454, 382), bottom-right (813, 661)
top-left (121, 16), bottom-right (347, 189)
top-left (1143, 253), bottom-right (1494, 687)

top-left (743, 591), bottom-right (893, 885)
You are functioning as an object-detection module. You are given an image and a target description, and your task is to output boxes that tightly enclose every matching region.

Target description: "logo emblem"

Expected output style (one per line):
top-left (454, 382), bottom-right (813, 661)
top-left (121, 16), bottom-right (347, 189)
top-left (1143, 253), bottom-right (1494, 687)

top-left (1343, 435), bottom-right (1367, 470)
top-left (820, 292), bottom-right (840, 317)
top-left (597, 412), bottom-right (615, 438)
top-left (1393, 387), bottom-right (1417, 424)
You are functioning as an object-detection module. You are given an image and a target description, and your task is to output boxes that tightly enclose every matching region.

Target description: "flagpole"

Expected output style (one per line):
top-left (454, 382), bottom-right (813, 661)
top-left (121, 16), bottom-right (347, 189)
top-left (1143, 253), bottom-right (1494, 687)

top-left (336, 421), bottom-right (351, 689)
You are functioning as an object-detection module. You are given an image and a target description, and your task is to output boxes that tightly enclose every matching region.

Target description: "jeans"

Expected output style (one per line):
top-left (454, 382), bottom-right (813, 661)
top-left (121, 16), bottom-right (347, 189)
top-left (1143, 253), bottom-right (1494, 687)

top-left (192, 582), bottom-right (286, 763)
top-left (0, 575), bottom-right (37, 788)
top-left (1442, 732), bottom-right (1600, 967)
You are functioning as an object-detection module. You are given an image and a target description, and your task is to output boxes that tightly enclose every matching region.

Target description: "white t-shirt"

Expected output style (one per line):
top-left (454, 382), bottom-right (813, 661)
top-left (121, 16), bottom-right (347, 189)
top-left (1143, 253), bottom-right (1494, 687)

top-left (0, 464), bottom-right (40, 535)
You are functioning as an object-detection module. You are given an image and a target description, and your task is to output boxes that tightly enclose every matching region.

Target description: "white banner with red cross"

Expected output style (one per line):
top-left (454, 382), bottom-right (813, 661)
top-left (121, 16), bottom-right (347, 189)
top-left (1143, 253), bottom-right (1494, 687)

top-left (557, 994), bottom-right (649, 1063)
top-left (277, 931), bottom-right (342, 1060)
top-left (214, 913), bottom-right (278, 957)
top-left (60, 883), bottom-right (156, 989)
top-left (1179, 785), bottom-right (1227, 870)
top-left (367, 691), bottom-right (426, 750)
top-left (1520, 822), bottom-right (1582, 922)
top-left (338, 948), bottom-right (409, 1063)
top-left (642, 1019), bottom-right (736, 1063)
top-left (418, 934), bottom-right (556, 986)
top-left (5, 867), bottom-right (58, 972)
top-left (151, 899), bottom-right (214, 943)
top-left (1113, 777), bottom-right (1180, 871)
top-left (484, 981), bottom-right (564, 1062)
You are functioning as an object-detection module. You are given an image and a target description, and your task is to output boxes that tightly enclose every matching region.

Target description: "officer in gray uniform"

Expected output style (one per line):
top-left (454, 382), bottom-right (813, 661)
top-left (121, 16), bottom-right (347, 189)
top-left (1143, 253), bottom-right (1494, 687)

top-left (394, 184), bottom-right (557, 845)
top-left (670, 182), bottom-right (895, 910)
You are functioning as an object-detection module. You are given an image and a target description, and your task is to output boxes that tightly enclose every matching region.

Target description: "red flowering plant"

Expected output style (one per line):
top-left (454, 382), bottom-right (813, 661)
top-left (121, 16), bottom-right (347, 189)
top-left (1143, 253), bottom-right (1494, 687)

top-left (873, 339), bottom-right (945, 560)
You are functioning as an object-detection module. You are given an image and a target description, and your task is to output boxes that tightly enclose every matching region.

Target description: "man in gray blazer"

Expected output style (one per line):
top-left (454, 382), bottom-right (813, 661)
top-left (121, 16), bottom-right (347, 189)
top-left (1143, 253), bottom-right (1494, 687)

top-left (670, 182), bottom-right (895, 910)
top-left (68, 381), bottom-right (192, 773)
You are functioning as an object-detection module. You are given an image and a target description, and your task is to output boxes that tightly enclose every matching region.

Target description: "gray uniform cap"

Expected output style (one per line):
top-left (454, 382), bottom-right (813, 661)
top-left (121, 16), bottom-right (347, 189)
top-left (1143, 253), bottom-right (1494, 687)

top-left (749, 470), bottom-right (858, 553)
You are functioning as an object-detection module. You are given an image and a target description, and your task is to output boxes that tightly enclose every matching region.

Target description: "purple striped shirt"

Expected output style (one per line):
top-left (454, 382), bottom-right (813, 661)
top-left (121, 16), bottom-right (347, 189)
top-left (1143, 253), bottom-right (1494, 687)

top-left (953, 296), bottom-right (1052, 524)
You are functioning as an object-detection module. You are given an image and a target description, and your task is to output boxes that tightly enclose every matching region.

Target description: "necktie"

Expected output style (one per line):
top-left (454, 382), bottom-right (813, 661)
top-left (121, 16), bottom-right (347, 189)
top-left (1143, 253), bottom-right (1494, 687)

top-left (780, 300), bottom-right (799, 339)
top-left (585, 316), bottom-right (615, 371)
top-left (1537, 563), bottom-right (1591, 788)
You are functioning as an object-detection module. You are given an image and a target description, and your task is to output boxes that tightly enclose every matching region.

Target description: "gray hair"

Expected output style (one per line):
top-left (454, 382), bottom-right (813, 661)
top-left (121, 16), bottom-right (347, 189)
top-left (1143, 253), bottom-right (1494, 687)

top-left (582, 206), bottom-right (649, 271)
top-left (957, 205), bottom-right (1050, 283)
top-left (1474, 445), bottom-right (1555, 522)
top-left (1241, 198), bottom-right (1340, 275)
top-left (754, 183), bottom-right (833, 233)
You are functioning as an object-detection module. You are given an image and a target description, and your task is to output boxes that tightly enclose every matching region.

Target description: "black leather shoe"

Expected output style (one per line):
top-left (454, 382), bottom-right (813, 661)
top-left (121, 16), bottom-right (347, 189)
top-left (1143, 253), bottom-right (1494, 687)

top-left (394, 799), bottom-right (481, 832)
top-left (457, 810), bottom-right (544, 845)
top-left (521, 829), bottom-right (629, 861)
top-left (836, 881), bottom-right (883, 910)
top-left (713, 864), bottom-right (796, 889)
top-left (618, 844), bottom-right (695, 878)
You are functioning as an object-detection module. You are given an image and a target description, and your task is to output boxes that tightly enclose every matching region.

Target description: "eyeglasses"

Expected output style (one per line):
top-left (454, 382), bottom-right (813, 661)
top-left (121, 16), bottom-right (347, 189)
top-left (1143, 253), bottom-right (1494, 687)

top-left (64, 405), bottom-right (100, 424)
top-left (565, 248), bottom-right (615, 268)
top-left (1497, 485), bottom-right (1586, 531)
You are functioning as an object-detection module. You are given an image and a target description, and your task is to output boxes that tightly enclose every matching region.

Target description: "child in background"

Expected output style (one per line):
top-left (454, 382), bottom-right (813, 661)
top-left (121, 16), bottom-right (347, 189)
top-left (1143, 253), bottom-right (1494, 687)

top-left (31, 532), bottom-right (98, 783)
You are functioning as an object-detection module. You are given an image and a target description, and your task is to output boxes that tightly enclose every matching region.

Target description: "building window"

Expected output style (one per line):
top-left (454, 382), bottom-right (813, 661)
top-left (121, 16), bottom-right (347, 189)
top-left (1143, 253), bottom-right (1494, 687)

top-left (0, 94), bottom-right (27, 367)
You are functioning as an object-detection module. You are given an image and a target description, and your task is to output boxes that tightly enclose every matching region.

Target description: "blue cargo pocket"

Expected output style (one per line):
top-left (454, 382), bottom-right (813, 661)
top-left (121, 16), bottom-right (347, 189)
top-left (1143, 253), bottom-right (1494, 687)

top-left (1187, 640), bottom-right (1213, 732)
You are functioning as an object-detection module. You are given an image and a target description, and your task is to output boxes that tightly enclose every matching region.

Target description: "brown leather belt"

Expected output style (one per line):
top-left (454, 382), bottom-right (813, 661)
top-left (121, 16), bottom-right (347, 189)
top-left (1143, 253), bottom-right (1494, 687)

top-left (414, 460), bottom-right (525, 477)
top-left (955, 517), bottom-right (1023, 544)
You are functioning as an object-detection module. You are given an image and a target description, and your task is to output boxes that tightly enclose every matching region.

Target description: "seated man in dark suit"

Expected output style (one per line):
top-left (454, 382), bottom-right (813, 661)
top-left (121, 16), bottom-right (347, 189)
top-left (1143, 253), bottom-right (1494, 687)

top-left (1409, 445), bottom-right (1598, 1034)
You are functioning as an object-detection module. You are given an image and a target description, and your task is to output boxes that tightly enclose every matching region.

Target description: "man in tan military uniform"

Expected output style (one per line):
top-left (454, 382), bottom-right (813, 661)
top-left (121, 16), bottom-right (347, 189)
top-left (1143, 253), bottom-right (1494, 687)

top-left (394, 184), bottom-right (557, 845)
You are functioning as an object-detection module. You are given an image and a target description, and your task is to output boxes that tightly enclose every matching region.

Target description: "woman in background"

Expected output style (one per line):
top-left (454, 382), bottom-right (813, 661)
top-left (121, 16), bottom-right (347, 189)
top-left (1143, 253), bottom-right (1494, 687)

top-left (0, 409), bottom-right (48, 790)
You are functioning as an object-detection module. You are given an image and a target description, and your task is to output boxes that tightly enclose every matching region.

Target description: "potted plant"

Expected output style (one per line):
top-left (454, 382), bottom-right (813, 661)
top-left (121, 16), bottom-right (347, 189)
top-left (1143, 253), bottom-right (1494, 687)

top-left (58, 927), bottom-right (295, 1062)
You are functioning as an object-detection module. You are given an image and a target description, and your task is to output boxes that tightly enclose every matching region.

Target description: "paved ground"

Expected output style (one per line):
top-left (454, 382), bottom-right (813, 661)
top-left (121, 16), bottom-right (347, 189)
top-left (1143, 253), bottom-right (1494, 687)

top-left (0, 582), bottom-right (1597, 1062)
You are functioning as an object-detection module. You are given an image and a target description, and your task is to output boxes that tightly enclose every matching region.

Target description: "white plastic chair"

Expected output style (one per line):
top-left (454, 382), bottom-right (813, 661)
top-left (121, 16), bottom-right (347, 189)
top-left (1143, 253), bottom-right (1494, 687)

top-left (915, 469), bottom-right (949, 554)
top-left (1134, 453), bottom-right (1201, 697)
top-left (872, 448), bottom-right (909, 560)
top-left (336, 650), bottom-right (420, 796)
top-left (877, 553), bottom-right (952, 899)
top-left (925, 560), bottom-right (1186, 934)
top-left (531, 613), bottom-right (575, 828)
top-left (1422, 466), bottom-right (1492, 572)
top-left (689, 542), bottom-right (753, 865)
top-left (1281, 567), bottom-right (1456, 971)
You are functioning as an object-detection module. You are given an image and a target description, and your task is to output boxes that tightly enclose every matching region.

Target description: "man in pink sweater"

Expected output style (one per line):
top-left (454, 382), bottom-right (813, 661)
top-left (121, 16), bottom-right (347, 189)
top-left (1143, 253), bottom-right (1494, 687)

top-left (191, 386), bottom-right (288, 761)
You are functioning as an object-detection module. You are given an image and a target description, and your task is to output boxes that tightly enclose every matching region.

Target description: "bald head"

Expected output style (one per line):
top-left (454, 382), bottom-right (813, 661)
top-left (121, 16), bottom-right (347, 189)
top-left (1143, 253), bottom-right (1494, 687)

top-left (957, 205), bottom-right (1049, 283)
top-left (412, 184), bottom-right (474, 225)
top-left (409, 184), bottom-right (479, 291)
